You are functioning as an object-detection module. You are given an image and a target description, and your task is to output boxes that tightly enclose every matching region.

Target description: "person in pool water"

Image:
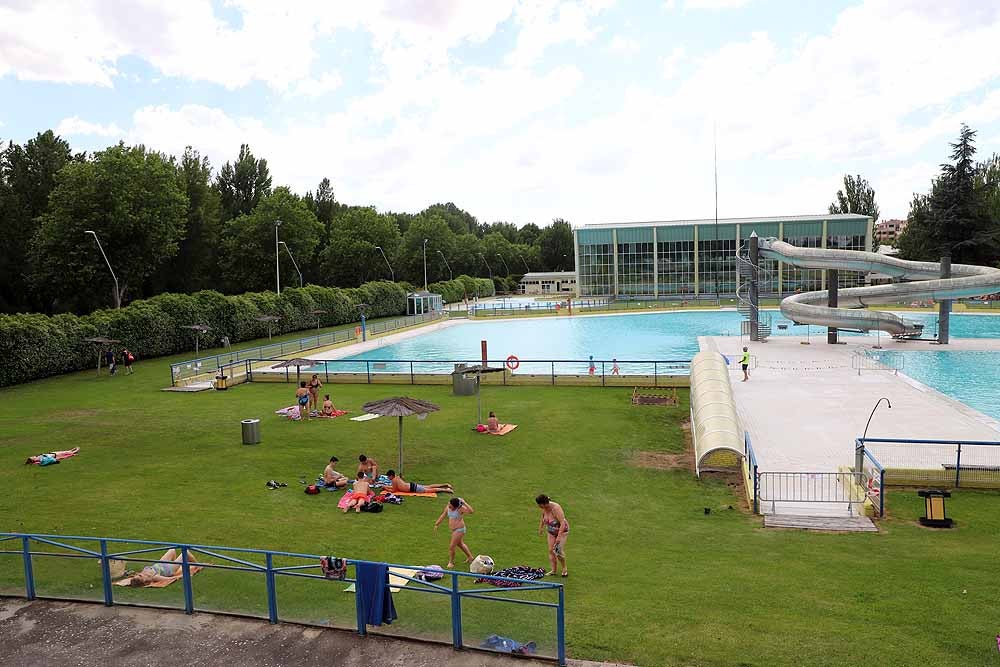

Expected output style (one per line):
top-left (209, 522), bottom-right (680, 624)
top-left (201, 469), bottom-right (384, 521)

top-left (434, 496), bottom-right (474, 569)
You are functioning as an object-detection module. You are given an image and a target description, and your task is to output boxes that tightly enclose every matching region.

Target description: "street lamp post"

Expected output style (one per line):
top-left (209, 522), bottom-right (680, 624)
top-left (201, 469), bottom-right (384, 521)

top-left (479, 253), bottom-right (493, 281)
top-left (862, 397), bottom-right (892, 442)
top-left (274, 220), bottom-right (282, 293)
top-left (373, 245), bottom-right (394, 281)
top-left (84, 230), bottom-right (120, 309)
top-left (422, 238), bottom-right (429, 291)
top-left (518, 254), bottom-right (530, 272)
top-left (496, 253), bottom-right (511, 276)
top-left (436, 250), bottom-right (453, 280)
top-left (556, 253), bottom-right (568, 271)
top-left (357, 303), bottom-right (369, 342)
top-left (278, 241), bottom-right (303, 288)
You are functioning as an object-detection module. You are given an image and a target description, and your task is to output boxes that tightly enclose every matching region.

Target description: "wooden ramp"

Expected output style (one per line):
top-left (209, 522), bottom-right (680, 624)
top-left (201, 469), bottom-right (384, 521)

top-left (764, 515), bottom-right (877, 532)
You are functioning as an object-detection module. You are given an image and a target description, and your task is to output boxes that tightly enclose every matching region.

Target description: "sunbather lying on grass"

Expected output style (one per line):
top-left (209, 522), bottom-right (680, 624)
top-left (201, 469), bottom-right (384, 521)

top-left (128, 548), bottom-right (199, 586)
top-left (387, 470), bottom-right (453, 494)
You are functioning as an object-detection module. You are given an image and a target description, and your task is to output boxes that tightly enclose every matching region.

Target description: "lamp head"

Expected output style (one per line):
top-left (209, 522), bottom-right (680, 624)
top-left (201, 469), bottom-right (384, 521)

top-left (275, 219), bottom-right (282, 227)
top-left (278, 241), bottom-right (287, 247)
top-left (84, 230), bottom-right (96, 236)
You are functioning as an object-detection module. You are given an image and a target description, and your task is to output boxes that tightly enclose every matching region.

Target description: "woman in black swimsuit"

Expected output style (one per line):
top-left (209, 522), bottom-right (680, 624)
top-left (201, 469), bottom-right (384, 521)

top-left (307, 374), bottom-right (323, 414)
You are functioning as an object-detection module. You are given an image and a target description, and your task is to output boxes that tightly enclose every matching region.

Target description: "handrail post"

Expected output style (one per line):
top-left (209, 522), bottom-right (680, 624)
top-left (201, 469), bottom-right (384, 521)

top-left (601, 362), bottom-right (605, 386)
top-left (450, 572), bottom-right (463, 649)
top-left (22, 536), bottom-right (35, 600)
top-left (181, 546), bottom-right (194, 614)
top-left (410, 361), bottom-right (414, 385)
top-left (753, 466), bottom-right (759, 514)
top-left (551, 361), bottom-right (555, 385)
top-left (99, 539), bottom-right (114, 606)
top-left (557, 585), bottom-right (566, 666)
top-left (246, 359), bottom-right (252, 382)
top-left (265, 552), bottom-right (278, 624)
top-left (654, 361), bottom-right (658, 387)
top-left (366, 361), bottom-right (371, 384)
top-left (879, 468), bottom-right (886, 517)
top-left (955, 443), bottom-right (962, 487)
top-left (325, 361), bottom-right (329, 383)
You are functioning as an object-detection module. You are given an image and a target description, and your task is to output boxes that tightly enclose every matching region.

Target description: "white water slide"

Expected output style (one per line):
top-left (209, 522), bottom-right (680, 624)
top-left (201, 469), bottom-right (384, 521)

top-left (757, 239), bottom-right (1000, 336)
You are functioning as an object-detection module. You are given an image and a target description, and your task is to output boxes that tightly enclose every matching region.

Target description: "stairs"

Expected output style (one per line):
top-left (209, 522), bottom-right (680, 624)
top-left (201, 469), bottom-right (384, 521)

top-left (735, 242), bottom-right (771, 341)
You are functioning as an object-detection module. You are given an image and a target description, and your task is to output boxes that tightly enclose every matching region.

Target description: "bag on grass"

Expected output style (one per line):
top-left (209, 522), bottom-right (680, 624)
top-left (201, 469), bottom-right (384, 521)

top-left (361, 501), bottom-right (384, 513)
top-left (320, 556), bottom-right (347, 580)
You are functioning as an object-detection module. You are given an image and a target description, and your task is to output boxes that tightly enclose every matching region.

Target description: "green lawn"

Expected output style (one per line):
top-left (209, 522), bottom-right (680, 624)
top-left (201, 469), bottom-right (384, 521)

top-left (3, 347), bottom-right (1000, 666)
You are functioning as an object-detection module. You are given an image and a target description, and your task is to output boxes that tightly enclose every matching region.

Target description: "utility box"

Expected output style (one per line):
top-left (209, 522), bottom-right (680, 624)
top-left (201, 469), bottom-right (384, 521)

top-left (451, 364), bottom-right (477, 396)
top-left (241, 419), bottom-right (261, 445)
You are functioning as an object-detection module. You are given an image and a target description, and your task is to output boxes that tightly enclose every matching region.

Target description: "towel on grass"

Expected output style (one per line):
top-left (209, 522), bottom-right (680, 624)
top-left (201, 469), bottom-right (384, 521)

top-left (344, 567), bottom-right (419, 593)
top-left (474, 565), bottom-right (546, 587)
top-left (480, 424), bottom-right (518, 436)
top-left (350, 413), bottom-right (381, 422)
top-left (316, 409), bottom-right (348, 419)
top-left (388, 490), bottom-right (438, 497)
top-left (114, 565), bottom-right (203, 588)
top-left (338, 490), bottom-right (374, 509)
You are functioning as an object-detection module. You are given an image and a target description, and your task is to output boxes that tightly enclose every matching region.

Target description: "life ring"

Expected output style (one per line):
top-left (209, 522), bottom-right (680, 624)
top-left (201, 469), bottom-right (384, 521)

top-left (355, 326), bottom-right (362, 337)
top-left (505, 355), bottom-right (520, 371)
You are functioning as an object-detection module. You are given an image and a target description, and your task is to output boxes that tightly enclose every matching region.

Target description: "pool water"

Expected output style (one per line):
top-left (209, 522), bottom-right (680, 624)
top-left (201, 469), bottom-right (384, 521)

top-left (328, 310), bottom-right (1000, 376)
top-left (872, 350), bottom-right (1000, 421)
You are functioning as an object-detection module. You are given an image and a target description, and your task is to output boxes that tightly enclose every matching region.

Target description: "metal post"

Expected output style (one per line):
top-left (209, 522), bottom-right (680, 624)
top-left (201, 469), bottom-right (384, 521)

top-left (410, 361), bottom-right (414, 385)
top-left (274, 220), bottom-right (282, 294)
top-left (879, 469), bottom-right (886, 518)
top-left (939, 255), bottom-right (951, 344)
top-left (99, 539), bottom-right (113, 606)
top-left (955, 443), bottom-right (962, 487)
top-left (366, 361), bottom-right (371, 384)
top-left (22, 537), bottom-right (35, 600)
top-left (557, 585), bottom-right (566, 666)
top-left (753, 466), bottom-right (759, 514)
top-left (181, 546), bottom-right (194, 614)
top-left (551, 361), bottom-right (555, 385)
top-left (826, 268), bottom-right (839, 344)
top-left (265, 552), bottom-right (278, 624)
top-left (450, 572), bottom-right (463, 649)
top-left (653, 361), bottom-right (658, 387)
top-left (601, 361), bottom-right (605, 386)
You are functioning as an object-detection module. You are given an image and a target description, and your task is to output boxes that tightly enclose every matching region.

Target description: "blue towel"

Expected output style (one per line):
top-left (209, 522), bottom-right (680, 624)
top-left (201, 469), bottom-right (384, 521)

top-left (356, 562), bottom-right (397, 626)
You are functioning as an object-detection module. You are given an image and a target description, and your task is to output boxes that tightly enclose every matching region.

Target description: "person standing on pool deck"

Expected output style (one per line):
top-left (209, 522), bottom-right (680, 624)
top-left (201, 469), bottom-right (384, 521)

top-left (588, 355), bottom-right (596, 376)
top-left (435, 496), bottom-right (474, 569)
top-left (536, 494), bottom-right (569, 577)
top-left (740, 347), bottom-right (750, 382)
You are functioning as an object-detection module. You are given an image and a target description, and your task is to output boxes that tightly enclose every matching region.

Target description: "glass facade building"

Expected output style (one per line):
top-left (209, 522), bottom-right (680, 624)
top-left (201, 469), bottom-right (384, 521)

top-left (573, 215), bottom-right (872, 298)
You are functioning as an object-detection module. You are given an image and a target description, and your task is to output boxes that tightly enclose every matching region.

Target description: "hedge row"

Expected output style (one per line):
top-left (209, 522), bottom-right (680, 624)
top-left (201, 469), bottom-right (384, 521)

top-left (0, 281), bottom-right (407, 387)
top-left (427, 275), bottom-right (496, 303)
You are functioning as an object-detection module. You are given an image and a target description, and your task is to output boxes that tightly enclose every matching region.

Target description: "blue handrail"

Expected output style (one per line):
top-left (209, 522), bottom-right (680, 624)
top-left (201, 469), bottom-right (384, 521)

top-left (0, 532), bottom-right (566, 665)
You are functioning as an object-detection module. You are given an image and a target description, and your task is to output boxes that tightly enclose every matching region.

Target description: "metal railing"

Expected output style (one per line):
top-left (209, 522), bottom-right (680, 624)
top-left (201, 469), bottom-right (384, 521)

top-left (755, 471), bottom-right (865, 515)
top-left (169, 312), bottom-right (446, 386)
top-left (852, 350), bottom-right (904, 375)
top-left (0, 533), bottom-right (565, 665)
top-left (854, 443), bottom-right (886, 517)
top-left (856, 437), bottom-right (1000, 489)
top-left (745, 431), bottom-right (759, 514)
top-left (222, 357), bottom-right (694, 386)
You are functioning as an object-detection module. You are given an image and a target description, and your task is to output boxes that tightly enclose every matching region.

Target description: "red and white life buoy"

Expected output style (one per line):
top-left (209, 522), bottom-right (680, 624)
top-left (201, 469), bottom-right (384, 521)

top-left (355, 326), bottom-right (362, 337)
top-left (505, 355), bottom-right (520, 371)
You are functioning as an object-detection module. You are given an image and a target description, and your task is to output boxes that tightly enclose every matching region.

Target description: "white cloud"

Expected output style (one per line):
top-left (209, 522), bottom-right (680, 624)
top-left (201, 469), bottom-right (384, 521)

top-left (606, 35), bottom-right (641, 55)
top-left (684, 0), bottom-right (750, 9)
top-left (506, 0), bottom-right (614, 67)
top-left (290, 72), bottom-right (344, 98)
top-left (55, 116), bottom-right (124, 137)
top-left (660, 47), bottom-right (686, 79)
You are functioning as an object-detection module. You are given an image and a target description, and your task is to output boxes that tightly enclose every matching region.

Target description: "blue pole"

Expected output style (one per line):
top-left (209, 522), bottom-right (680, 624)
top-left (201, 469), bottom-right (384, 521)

top-left (557, 585), bottom-right (566, 666)
top-left (879, 469), bottom-right (886, 518)
top-left (265, 552), bottom-right (278, 624)
top-left (450, 572), bottom-right (463, 649)
top-left (181, 546), bottom-right (194, 614)
top-left (361, 314), bottom-right (367, 342)
top-left (99, 539), bottom-right (113, 606)
top-left (22, 536), bottom-right (35, 600)
top-left (753, 466), bottom-right (759, 514)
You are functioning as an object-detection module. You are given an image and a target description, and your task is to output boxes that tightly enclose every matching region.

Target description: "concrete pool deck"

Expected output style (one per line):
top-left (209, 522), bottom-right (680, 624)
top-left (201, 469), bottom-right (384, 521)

top-left (702, 334), bottom-right (1000, 477)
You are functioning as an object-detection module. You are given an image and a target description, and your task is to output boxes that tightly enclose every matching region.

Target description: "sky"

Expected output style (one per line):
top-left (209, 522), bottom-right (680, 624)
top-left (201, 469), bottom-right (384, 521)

top-left (2, 0), bottom-right (999, 226)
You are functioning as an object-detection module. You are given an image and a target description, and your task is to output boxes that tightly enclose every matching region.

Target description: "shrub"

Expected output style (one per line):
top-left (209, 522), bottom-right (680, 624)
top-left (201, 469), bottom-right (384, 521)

top-left (0, 280), bottom-right (410, 387)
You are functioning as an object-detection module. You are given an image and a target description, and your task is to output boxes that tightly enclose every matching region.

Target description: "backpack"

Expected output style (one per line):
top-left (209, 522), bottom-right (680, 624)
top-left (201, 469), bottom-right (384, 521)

top-left (320, 556), bottom-right (347, 580)
top-left (361, 501), bottom-right (383, 513)
top-left (305, 484), bottom-right (320, 495)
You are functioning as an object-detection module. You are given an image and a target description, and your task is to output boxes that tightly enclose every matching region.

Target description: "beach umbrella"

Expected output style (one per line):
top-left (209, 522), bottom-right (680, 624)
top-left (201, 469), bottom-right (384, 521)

top-left (272, 357), bottom-right (315, 384)
top-left (360, 397), bottom-right (441, 475)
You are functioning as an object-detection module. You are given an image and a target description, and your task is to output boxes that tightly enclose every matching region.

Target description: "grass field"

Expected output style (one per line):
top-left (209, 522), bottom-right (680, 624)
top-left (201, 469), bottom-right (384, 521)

top-left (3, 344), bottom-right (1000, 666)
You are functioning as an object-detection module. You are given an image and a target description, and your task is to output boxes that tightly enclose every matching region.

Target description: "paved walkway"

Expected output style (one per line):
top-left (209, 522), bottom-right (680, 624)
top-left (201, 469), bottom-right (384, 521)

top-left (701, 335), bottom-right (1000, 514)
top-left (0, 600), bottom-right (580, 667)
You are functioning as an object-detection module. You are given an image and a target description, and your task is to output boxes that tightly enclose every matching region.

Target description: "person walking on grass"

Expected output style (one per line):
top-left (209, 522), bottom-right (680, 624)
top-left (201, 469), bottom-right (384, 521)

top-left (434, 496), bottom-right (474, 569)
top-left (536, 494), bottom-right (569, 577)
top-left (295, 381), bottom-right (311, 420)
top-left (122, 348), bottom-right (135, 375)
top-left (740, 346), bottom-right (750, 382)
top-left (105, 349), bottom-right (117, 376)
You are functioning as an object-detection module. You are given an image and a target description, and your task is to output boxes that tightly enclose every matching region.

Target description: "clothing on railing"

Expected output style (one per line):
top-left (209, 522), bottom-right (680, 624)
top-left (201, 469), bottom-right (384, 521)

top-left (356, 561), bottom-right (397, 626)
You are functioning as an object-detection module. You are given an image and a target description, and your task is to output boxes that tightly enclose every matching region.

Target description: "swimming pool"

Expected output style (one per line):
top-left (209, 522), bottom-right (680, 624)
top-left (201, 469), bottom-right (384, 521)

top-left (326, 310), bottom-right (1000, 375)
top-left (872, 350), bottom-right (1000, 421)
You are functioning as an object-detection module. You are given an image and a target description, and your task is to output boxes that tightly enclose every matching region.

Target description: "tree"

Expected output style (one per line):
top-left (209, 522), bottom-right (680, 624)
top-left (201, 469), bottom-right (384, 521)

top-left (215, 144), bottom-right (272, 221)
top-left (0, 131), bottom-right (74, 312)
top-left (423, 202), bottom-right (478, 236)
top-left (319, 206), bottom-right (401, 286)
top-left (537, 218), bottom-right (574, 271)
top-left (400, 213), bottom-right (455, 286)
top-left (31, 144), bottom-right (188, 313)
top-left (828, 174), bottom-right (880, 251)
top-left (219, 187), bottom-right (323, 293)
top-left (487, 221), bottom-right (519, 243)
top-left (449, 233), bottom-right (484, 278)
top-left (517, 222), bottom-right (541, 246)
top-left (155, 147), bottom-right (222, 293)
top-left (481, 232), bottom-right (514, 276)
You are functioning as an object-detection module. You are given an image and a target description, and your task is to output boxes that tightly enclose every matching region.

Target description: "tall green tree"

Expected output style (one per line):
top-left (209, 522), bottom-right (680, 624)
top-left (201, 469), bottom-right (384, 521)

top-left (449, 233), bottom-right (484, 278)
top-left (828, 174), bottom-right (880, 251)
top-left (156, 147), bottom-right (222, 293)
top-left (31, 144), bottom-right (187, 313)
top-left (215, 144), bottom-right (272, 221)
top-left (400, 213), bottom-right (455, 286)
top-left (0, 131), bottom-right (74, 312)
top-left (319, 206), bottom-right (401, 286)
top-left (218, 187), bottom-right (323, 293)
top-left (537, 218), bottom-right (575, 271)
top-left (517, 222), bottom-right (541, 246)
top-left (423, 202), bottom-right (478, 236)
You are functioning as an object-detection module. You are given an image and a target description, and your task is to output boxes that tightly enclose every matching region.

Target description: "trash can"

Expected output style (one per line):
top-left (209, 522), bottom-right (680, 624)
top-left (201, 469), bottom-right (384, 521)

top-left (451, 364), bottom-right (477, 396)
top-left (241, 419), bottom-right (261, 445)
top-left (215, 374), bottom-right (228, 390)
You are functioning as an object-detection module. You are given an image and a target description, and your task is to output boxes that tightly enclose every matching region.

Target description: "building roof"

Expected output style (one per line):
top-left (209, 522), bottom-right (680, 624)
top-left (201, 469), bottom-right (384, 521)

top-left (520, 271), bottom-right (577, 281)
top-left (578, 213), bottom-right (871, 230)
